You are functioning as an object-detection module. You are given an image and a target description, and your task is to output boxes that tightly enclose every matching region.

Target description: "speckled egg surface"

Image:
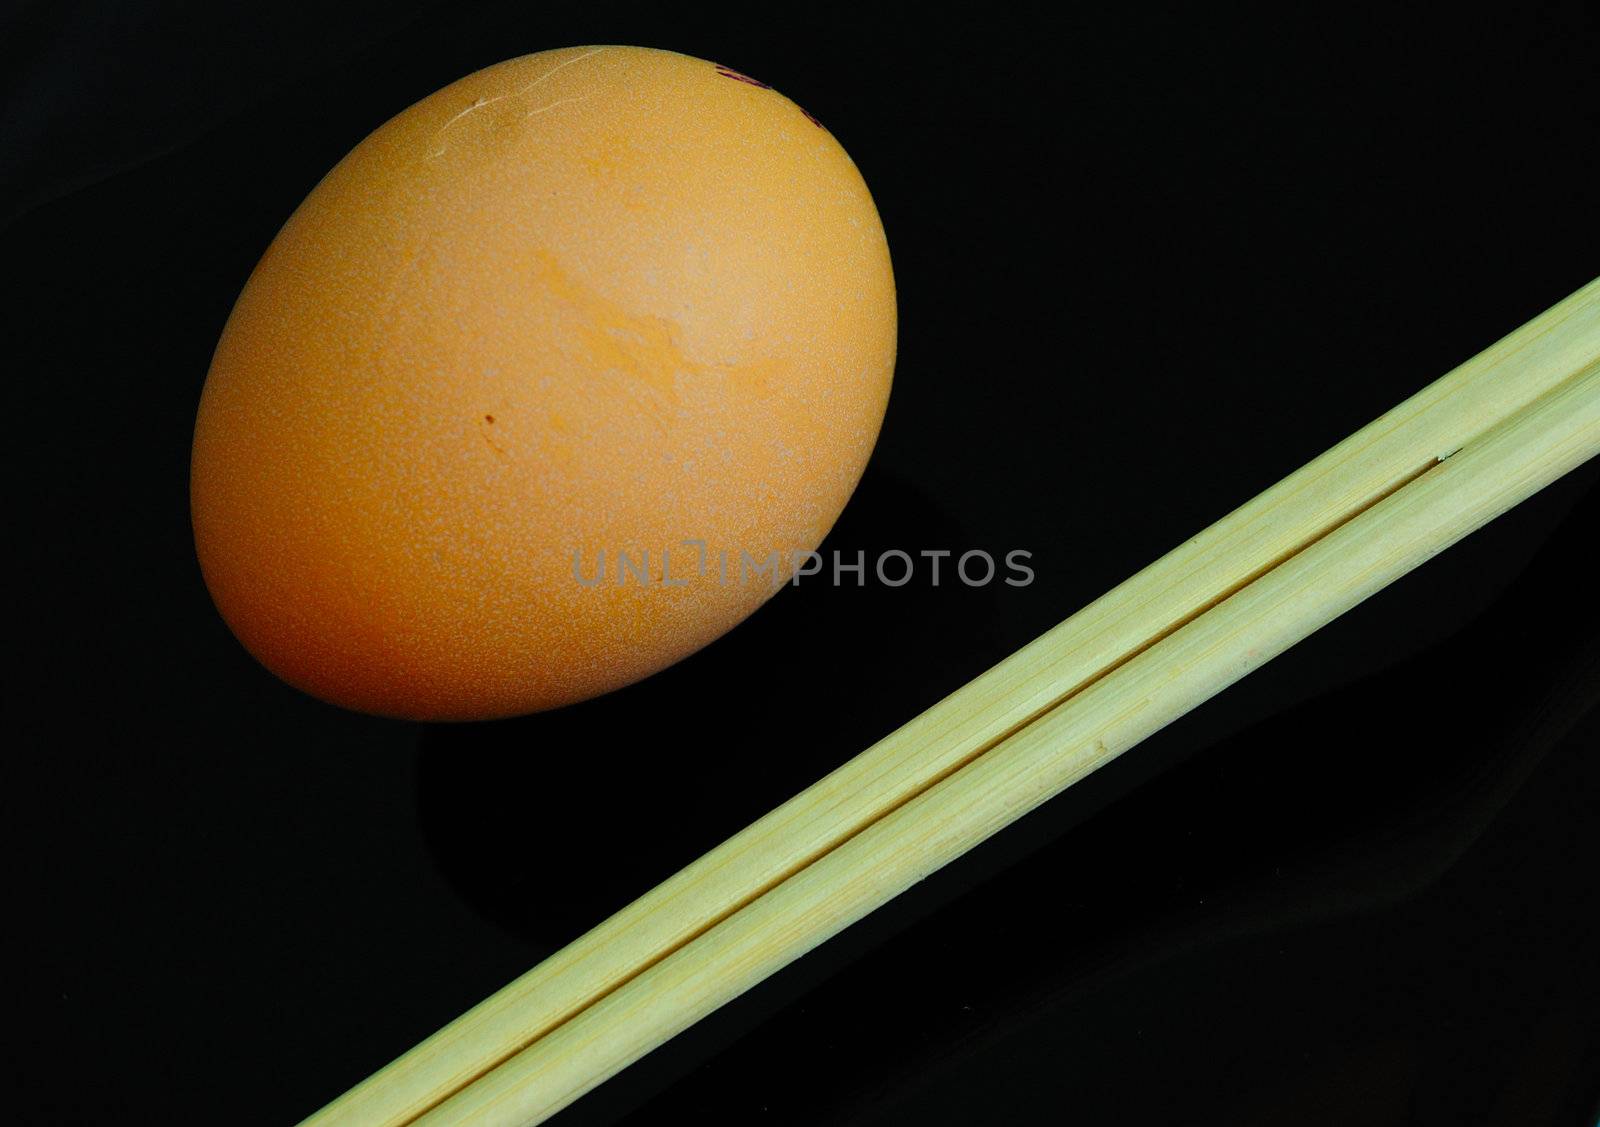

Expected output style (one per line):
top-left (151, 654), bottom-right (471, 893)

top-left (191, 46), bottom-right (896, 720)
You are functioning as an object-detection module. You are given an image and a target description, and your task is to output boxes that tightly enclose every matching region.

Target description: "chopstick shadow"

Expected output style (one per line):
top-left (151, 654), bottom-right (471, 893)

top-left (416, 461), bottom-right (1013, 948)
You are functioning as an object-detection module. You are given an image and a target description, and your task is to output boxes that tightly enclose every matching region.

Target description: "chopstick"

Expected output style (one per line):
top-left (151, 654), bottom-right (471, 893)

top-left (302, 277), bottom-right (1600, 1127)
top-left (417, 359), bottom-right (1600, 1127)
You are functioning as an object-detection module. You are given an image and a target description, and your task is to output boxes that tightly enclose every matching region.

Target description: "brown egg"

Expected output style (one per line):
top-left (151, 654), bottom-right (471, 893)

top-left (191, 46), bottom-right (896, 720)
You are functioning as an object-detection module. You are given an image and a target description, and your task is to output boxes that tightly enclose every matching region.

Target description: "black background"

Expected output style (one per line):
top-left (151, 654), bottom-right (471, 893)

top-left (7, 2), bottom-right (1599, 1124)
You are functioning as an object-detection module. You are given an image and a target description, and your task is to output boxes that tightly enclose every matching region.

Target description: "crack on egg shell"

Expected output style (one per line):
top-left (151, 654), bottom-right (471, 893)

top-left (425, 47), bottom-right (611, 160)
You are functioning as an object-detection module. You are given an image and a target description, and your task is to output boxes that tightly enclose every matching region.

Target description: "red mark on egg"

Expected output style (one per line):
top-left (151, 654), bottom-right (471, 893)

top-left (713, 64), bottom-right (824, 128)
top-left (714, 64), bottom-right (771, 88)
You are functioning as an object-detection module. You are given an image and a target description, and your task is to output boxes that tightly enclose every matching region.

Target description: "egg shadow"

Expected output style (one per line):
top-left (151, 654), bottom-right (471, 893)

top-left (416, 461), bottom-right (1011, 947)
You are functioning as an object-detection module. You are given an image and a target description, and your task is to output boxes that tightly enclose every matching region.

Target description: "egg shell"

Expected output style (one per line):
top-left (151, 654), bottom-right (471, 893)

top-left (191, 46), bottom-right (897, 720)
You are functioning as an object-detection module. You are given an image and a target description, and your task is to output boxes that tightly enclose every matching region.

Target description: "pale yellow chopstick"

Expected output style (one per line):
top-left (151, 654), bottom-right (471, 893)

top-left (303, 277), bottom-right (1599, 1127)
top-left (416, 356), bottom-right (1600, 1126)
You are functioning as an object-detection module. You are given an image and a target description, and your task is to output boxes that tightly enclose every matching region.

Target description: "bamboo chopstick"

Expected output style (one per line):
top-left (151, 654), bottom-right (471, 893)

top-left (414, 358), bottom-right (1600, 1127)
top-left (302, 277), bottom-right (1600, 1127)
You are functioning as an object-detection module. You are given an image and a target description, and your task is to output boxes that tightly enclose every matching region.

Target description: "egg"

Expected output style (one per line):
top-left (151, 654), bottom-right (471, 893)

top-left (191, 46), bottom-right (896, 721)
